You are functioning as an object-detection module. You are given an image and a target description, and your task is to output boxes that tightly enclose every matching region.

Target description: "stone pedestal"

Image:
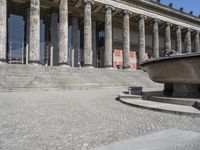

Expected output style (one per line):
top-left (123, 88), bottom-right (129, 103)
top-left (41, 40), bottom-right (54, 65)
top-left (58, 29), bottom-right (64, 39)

top-left (84, 0), bottom-right (94, 67)
top-left (59, 0), bottom-right (69, 66)
top-left (152, 19), bottom-right (159, 58)
top-left (165, 23), bottom-right (171, 52)
top-left (29, 0), bottom-right (40, 64)
top-left (163, 83), bottom-right (173, 95)
top-left (195, 31), bottom-right (200, 53)
top-left (104, 5), bottom-right (114, 68)
top-left (185, 29), bottom-right (192, 54)
top-left (176, 26), bottom-right (182, 53)
top-left (173, 84), bottom-right (200, 98)
top-left (123, 10), bottom-right (131, 69)
top-left (72, 14), bottom-right (79, 67)
top-left (138, 15), bottom-right (146, 66)
top-left (0, 0), bottom-right (7, 63)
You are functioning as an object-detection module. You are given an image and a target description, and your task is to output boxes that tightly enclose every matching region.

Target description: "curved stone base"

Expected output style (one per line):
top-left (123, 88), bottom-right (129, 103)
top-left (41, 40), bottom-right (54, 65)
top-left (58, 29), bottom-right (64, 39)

top-left (118, 92), bottom-right (200, 117)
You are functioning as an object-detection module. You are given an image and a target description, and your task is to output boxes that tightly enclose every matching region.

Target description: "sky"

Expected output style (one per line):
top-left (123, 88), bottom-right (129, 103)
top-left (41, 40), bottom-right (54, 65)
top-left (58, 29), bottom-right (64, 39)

top-left (159, 0), bottom-right (200, 16)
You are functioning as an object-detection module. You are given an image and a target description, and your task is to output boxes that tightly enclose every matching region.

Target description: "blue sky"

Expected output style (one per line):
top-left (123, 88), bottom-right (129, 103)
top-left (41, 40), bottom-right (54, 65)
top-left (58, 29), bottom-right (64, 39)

top-left (160, 0), bottom-right (200, 16)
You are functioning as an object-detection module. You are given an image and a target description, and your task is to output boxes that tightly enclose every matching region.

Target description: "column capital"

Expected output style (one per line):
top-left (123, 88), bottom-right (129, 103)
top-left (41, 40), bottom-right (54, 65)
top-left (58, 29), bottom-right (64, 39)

top-left (186, 28), bottom-right (193, 32)
top-left (152, 18), bottom-right (160, 23)
top-left (196, 30), bottom-right (200, 34)
top-left (165, 22), bottom-right (172, 27)
top-left (84, 0), bottom-right (94, 5)
top-left (105, 5), bottom-right (115, 11)
top-left (175, 25), bottom-right (183, 30)
top-left (138, 14), bottom-right (147, 20)
top-left (123, 10), bottom-right (132, 16)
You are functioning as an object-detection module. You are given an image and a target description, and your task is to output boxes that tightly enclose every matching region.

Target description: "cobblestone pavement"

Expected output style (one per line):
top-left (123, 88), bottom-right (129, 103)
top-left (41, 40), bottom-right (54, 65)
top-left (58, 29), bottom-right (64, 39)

top-left (0, 89), bottom-right (200, 150)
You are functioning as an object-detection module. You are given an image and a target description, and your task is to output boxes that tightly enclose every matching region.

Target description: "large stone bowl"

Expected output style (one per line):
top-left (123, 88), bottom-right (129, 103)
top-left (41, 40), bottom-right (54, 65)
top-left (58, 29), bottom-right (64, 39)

top-left (141, 53), bottom-right (200, 97)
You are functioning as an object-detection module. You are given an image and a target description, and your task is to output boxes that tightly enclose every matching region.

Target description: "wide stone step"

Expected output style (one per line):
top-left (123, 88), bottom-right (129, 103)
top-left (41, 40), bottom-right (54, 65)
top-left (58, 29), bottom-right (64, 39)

top-left (0, 64), bottom-right (161, 90)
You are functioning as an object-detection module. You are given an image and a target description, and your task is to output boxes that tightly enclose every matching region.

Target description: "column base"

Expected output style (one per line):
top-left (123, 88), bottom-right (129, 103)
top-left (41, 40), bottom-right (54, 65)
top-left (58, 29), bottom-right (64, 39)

top-left (28, 61), bottom-right (41, 65)
top-left (83, 64), bottom-right (94, 68)
top-left (0, 59), bottom-right (7, 64)
top-left (58, 63), bottom-right (70, 67)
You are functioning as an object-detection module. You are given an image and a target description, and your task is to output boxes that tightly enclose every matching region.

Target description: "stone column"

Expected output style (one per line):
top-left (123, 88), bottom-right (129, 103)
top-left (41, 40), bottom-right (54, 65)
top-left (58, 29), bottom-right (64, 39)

top-left (104, 5), bottom-right (114, 68)
top-left (50, 12), bottom-right (59, 66)
top-left (84, 0), bottom-right (94, 67)
top-left (176, 26), bottom-right (182, 53)
top-left (152, 19), bottom-right (159, 58)
top-left (0, 0), bottom-right (7, 63)
top-left (59, 0), bottom-right (69, 66)
top-left (185, 29), bottom-right (192, 53)
top-left (92, 20), bottom-right (97, 67)
top-left (195, 31), bottom-right (200, 53)
top-left (138, 15), bottom-right (146, 66)
top-left (123, 10), bottom-right (132, 69)
top-left (29, 0), bottom-right (40, 64)
top-left (165, 23), bottom-right (172, 52)
top-left (72, 14), bottom-right (79, 67)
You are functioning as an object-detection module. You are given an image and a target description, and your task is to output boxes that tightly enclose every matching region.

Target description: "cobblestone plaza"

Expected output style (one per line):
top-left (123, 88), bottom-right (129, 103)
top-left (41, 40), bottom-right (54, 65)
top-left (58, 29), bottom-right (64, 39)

top-left (0, 90), bottom-right (200, 150)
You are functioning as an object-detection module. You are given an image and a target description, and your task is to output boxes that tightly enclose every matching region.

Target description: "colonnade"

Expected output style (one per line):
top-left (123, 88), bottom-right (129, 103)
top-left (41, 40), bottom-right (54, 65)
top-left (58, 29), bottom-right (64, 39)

top-left (0, 0), bottom-right (200, 68)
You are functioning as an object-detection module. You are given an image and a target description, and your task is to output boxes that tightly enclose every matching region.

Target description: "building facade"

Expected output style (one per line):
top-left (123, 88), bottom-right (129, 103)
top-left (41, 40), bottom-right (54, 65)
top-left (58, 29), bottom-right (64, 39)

top-left (0, 0), bottom-right (200, 68)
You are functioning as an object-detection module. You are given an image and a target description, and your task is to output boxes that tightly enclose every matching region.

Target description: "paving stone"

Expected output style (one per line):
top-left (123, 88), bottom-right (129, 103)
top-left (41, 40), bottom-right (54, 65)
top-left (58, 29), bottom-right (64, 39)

top-left (0, 89), bottom-right (200, 150)
top-left (91, 129), bottom-right (200, 150)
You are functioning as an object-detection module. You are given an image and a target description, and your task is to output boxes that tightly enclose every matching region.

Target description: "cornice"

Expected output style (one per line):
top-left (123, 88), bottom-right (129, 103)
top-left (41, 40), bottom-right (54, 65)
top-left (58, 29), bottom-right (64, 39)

top-left (121, 0), bottom-right (200, 24)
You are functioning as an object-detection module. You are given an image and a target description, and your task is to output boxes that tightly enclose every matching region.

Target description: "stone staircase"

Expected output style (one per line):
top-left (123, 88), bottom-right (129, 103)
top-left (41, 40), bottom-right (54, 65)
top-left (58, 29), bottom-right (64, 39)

top-left (0, 64), bottom-right (162, 91)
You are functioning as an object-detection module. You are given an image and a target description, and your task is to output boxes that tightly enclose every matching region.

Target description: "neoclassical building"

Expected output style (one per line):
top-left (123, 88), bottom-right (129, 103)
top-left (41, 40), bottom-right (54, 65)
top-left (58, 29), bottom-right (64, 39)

top-left (0, 0), bottom-right (200, 68)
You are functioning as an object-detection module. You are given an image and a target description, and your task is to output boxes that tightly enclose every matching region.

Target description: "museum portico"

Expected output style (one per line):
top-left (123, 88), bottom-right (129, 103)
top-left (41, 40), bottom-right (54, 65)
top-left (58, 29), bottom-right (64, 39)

top-left (0, 0), bottom-right (200, 68)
